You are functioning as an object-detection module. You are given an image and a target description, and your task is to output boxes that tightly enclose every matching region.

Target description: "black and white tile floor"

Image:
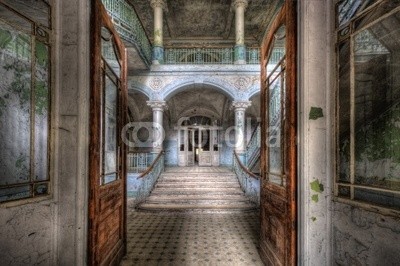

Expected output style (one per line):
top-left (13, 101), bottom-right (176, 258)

top-left (121, 210), bottom-right (263, 266)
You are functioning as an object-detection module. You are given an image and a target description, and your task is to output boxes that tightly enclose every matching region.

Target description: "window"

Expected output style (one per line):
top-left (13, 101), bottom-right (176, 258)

top-left (0, 1), bottom-right (51, 203)
top-left (336, 0), bottom-right (400, 211)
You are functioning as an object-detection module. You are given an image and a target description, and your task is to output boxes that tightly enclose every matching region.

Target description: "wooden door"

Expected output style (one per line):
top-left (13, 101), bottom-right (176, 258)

top-left (260, 1), bottom-right (297, 265)
top-left (89, 0), bottom-right (128, 265)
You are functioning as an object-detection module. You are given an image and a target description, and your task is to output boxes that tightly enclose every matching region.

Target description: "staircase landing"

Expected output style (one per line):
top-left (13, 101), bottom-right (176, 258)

top-left (137, 167), bottom-right (257, 212)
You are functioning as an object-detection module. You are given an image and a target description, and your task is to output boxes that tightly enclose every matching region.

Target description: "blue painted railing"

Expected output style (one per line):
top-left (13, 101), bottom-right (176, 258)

top-left (246, 123), bottom-right (261, 171)
top-left (233, 152), bottom-right (260, 206)
top-left (128, 151), bottom-right (164, 206)
top-left (164, 47), bottom-right (261, 65)
top-left (102, 0), bottom-right (152, 66)
top-left (127, 152), bottom-right (153, 173)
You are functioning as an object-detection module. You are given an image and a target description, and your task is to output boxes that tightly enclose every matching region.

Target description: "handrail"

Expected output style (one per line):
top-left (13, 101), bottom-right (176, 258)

top-left (234, 152), bottom-right (259, 179)
top-left (129, 151), bottom-right (164, 206)
top-left (233, 151), bottom-right (260, 206)
top-left (139, 151), bottom-right (164, 178)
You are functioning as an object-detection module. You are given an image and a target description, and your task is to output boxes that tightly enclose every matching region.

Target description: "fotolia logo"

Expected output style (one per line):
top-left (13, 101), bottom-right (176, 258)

top-left (121, 117), bottom-right (280, 148)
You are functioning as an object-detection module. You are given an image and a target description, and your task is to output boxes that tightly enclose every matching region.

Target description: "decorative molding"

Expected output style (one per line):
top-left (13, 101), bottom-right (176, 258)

top-left (147, 100), bottom-right (168, 111)
top-left (232, 0), bottom-right (248, 10)
top-left (231, 100), bottom-right (252, 111)
top-left (129, 69), bottom-right (260, 102)
top-left (149, 77), bottom-right (164, 91)
top-left (150, 0), bottom-right (167, 10)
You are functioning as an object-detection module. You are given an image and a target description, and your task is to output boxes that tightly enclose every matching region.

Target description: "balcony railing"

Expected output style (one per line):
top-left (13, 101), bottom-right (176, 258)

top-left (102, 0), bottom-right (152, 66)
top-left (127, 152), bottom-right (153, 173)
top-left (233, 152), bottom-right (260, 206)
top-left (164, 47), bottom-right (261, 65)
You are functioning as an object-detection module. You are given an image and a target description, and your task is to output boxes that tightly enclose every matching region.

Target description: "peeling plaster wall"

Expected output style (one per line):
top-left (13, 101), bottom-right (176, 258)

top-left (332, 202), bottom-right (400, 265)
top-left (298, 1), bottom-right (334, 265)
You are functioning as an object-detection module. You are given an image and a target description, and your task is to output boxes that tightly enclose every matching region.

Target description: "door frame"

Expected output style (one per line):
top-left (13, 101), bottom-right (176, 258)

top-left (260, 1), bottom-right (297, 265)
top-left (88, 0), bottom-right (128, 264)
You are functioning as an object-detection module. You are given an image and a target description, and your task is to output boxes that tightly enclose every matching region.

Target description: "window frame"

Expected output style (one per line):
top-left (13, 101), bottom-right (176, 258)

top-left (0, 1), bottom-right (52, 205)
top-left (334, 0), bottom-right (400, 216)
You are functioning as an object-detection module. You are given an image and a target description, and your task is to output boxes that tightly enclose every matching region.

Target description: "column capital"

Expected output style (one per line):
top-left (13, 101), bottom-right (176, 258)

top-left (231, 101), bottom-right (251, 111)
top-left (147, 100), bottom-right (168, 111)
top-left (150, 0), bottom-right (167, 10)
top-left (232, 0), bottom-right (248, 10)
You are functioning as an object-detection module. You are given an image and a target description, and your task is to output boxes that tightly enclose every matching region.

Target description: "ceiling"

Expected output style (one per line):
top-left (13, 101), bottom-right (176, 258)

top-left (166, 85), bottom-right (233, 125)
top-left (129, 0), bottom-right (283, 48)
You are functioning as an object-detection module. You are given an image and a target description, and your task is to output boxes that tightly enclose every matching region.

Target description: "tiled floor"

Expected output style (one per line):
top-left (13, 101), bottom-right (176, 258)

top-left (121, 210), bottom-right (263, 266)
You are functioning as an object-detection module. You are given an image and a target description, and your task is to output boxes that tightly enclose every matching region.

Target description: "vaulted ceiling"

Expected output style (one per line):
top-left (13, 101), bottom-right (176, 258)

top-left (128, 0), bottom-right (283, 47)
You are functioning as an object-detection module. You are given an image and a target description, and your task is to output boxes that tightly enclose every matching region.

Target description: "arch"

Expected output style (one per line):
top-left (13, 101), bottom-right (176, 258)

top-left (163, 77), bottom-right (236, 101)
top-left (248, 85), bottom-right (261, 99)
top-left (128, 79), bottom-right (152, 99)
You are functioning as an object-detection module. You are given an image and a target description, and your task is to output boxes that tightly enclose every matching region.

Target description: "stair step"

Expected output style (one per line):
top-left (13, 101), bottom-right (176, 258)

top-left (150, 191), bottom-right (244, 196)
top-left (155, 182), bottom-right (240, 188)
top-left (161, 173), bottom-right (236, 177)
top-left (147, 194), bottom-right (247, 201)
top-left (159, 177), bottom-right (237, 181)
top-left (151, 187), bottom-right (243, 193)
top-left (138, 203), bottom-right (256, 211)
top-left (137, 167), bottom-right (257, 212)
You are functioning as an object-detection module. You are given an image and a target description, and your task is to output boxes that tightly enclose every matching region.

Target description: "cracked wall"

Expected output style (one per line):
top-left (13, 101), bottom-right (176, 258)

top-left (332, 202), bottom-right (400, 265)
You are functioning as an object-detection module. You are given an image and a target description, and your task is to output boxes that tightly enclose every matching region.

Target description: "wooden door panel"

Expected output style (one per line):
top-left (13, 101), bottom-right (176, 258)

top-left (260, 1), bottom-right (297, 265)
top-left (89, 0), bottom-right (127, 265)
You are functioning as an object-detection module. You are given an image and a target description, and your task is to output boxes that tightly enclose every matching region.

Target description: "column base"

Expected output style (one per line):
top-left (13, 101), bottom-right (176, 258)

top-left (152, 46), bottom-right (164, 64)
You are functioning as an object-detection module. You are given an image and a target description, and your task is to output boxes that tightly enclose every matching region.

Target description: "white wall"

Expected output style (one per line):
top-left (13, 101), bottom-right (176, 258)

top-left (298, 0), bottom-right (334, 265)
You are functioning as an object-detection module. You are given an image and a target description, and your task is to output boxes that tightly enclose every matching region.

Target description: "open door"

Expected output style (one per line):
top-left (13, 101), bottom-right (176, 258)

top-left (260, 1), bottom-right (297, 265)
top-left (88, 0), bottom-right (128, 265)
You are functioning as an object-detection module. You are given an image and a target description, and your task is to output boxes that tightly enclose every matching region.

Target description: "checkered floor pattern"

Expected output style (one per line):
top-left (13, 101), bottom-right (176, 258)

top-left (121, 210), bottom-right (263, 265)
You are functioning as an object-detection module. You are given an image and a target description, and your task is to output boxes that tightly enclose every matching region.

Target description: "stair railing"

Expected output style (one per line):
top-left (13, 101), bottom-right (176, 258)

top-left (133, 151), bottom-right (164, 206)
top-left (233, 151), bottom-right (260, 206)
top-left (246, 123), bottom-right (261, 171)
top-left (127, 152), bottom-right (152, 173)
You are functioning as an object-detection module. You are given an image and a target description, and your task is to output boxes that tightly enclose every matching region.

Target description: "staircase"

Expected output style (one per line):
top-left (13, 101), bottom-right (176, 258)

top-left (137, 167), bottom-right (257, 212)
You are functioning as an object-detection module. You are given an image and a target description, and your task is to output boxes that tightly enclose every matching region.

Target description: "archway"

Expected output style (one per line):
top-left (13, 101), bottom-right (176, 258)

top-left (164, 85), bottom-right (235, 167)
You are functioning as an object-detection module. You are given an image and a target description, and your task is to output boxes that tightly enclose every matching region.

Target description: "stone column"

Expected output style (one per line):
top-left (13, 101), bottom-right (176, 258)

top-left (232, 101), bottom-right (251, 155)
top-left (150, 0), bottom-right (166, 64)
top-left (233, 0), bottom-right (248, 64)
top-left (147, 101), bottom-right (167, 154)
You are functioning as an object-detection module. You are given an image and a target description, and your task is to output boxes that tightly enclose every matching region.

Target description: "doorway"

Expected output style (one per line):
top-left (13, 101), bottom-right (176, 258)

top-left (178, 126), bottom-right (220, 167)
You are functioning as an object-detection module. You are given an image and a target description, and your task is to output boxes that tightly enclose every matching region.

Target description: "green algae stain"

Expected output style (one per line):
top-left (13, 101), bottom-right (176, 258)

top-left (311, 217), bottom-right (317, 222)
top-left (309, 107), bottom-right (324, 120)
top-left (310, 179), bottom-right (324, 193)
top-left (311, 194), bottom-right (319, 203)
top-left (310, 179), bottom-right (324, 203)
